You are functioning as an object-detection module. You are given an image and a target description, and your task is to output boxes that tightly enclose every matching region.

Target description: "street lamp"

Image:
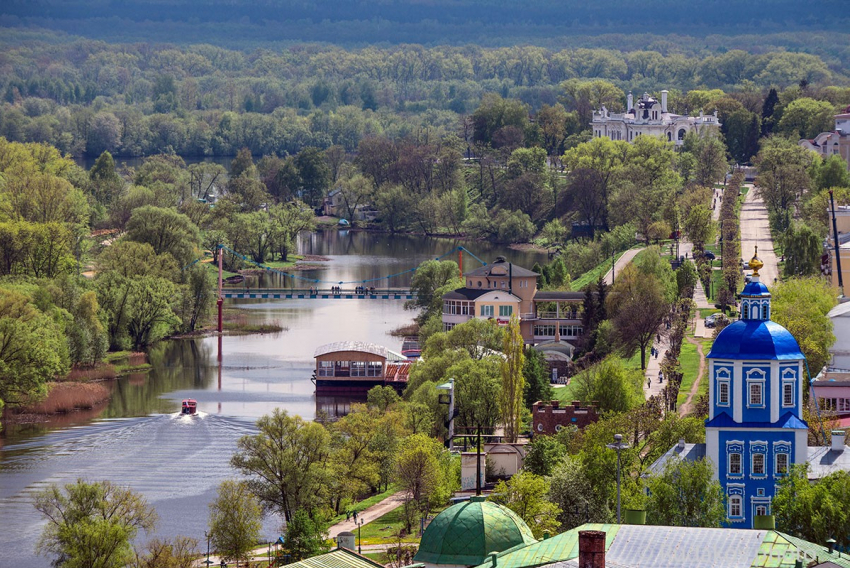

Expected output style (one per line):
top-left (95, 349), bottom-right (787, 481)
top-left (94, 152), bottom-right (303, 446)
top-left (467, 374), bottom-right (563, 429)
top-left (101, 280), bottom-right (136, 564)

top-left (606, 433), bottom-right (629, 524)
top-left (358, 518), bottom-right (364, 554)
top-left (204, 531), bottom-right (211, 566)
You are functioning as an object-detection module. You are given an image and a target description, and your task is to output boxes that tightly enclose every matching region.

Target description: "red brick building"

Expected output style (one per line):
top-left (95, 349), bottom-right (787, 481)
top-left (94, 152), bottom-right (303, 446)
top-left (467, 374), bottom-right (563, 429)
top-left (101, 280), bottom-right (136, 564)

top-left (532, 400), bottom-right (599, 435)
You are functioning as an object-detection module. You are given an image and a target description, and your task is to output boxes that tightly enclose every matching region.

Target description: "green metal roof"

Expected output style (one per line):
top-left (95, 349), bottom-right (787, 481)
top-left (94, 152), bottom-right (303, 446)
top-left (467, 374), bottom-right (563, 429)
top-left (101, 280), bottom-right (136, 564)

top-left (414, 498), bottom-right (537, 566)
top-left (776, 532), bottom-right (850, 568)
top-left (281, 548), bottom-right (385, 568)
top-left (471, 523), bottom-right (620, 568)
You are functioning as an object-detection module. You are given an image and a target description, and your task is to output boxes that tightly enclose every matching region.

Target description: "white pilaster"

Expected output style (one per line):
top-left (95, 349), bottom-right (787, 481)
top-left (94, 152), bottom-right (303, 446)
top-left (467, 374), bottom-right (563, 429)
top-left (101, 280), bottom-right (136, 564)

top-left (798, 360), bottom-right (805, 416)
top-left (770, 360), bottom-right (780, 423)
top-left (795, 429), bottom-right (808, 465)
top-left (706, 429), bottom-right (720, 481)
top-left (708, 359), bottom-right (715, 419)
top-left (734, 360), bottom-right (744, 422)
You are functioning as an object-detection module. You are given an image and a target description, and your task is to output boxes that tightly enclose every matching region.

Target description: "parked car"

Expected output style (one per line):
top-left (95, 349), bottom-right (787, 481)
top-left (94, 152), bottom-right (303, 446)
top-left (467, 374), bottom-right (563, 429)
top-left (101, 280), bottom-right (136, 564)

top-left (705, 314), bottom-right (718, 328)
top-left (703, 251), bottom-right (716, 260)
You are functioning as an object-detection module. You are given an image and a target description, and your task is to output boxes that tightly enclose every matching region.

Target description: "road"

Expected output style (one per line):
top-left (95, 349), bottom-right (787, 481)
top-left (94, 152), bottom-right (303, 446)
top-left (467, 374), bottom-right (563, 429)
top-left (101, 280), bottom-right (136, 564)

top-left (740, 187), bottom-right (780, 284)
top-left (601, 247), bottom-right (642, 286)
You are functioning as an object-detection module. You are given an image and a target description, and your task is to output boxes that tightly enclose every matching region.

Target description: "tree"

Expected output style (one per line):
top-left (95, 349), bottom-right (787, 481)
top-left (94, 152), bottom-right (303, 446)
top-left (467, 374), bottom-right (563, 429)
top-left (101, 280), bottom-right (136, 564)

top-left (548, 456), bottom-right (610, 531)
top-left (682, 205), bottom-right (715, 252)
top-left (754, 137), bottom-right (814, 231)
top-left (606, 263), bottom-right (669, 370)
top-left (230, 148), bottom-right (254, 179)
top-left (33, 479), bottom-right (158, 568)
top-left (523, 435), bottom-right (566, 477)
top-left (125, 206), bottom-right (201, 267)
top-left (450, 357), bottom-right (503, 432)
top-left (774, 466), bottom-right (850, 548)
top-left (294, 147), bottom-right (331, 207)
top-left (208, 480), bottom-right (262, 568)
top-left (500, 315), bottom-right (526, 443)
top-left (761, 88), bottom-right (780, 137)
top-left (0, 288), bottom-right (69, 410)
top-left (406, 259), bottom-right (462, 324)
top-left (367, 385), bottom-right (401, 412)
top-left (562, 137), bottom-right (629, 231)
top-left (131, 537), bottom-right (198, 568)
top-left (687, 132), bottom-right (727, 188)
top-left (89, 151), bottom-right (123, 206)
top-left (488, 472), bottom-right (561, 539)
top-left (777, 98), bottom-right (836, 140)
top-left (281, 509), bottom-right (330, 562)
top-left (782, 223), bottom-right (821, 277)
top-left (644, 458), bottom-right (726, 527)
top-left (396, 434), bottom-right (455, 529)
top-left (563, 168), bottom-right (605, 238)
top-left (771, 277), bottom-right (836, 378)
top-left (523, 348), bottom-right (553, 410)
top-left (812, 155), bottom-right (850, 192)
top-left (231, 409), bottom-right (331, 522)
top-left (570, 356), bottom-right (644, 413)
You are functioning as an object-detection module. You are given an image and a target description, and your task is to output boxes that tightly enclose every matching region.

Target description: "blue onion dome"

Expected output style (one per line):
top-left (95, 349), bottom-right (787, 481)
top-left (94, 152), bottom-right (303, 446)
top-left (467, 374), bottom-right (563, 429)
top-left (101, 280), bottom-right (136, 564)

top-left (708, 320), bottom-right (804, 361)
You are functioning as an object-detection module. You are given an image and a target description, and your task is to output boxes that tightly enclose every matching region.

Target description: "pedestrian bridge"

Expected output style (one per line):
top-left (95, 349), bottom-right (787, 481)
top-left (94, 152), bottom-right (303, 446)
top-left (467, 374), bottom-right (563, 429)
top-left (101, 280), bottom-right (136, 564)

top-left (221, 287), bottom-right (416, 300)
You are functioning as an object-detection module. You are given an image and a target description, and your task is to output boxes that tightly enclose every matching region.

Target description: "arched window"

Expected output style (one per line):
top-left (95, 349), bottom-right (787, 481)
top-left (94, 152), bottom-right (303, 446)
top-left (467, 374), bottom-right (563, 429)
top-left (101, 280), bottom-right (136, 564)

top-left (742, 303), bottom-right (749, 319)
top-left (762, 304), bottom-right (768, 320)
top-left (678, 129), bottom-right (686, 140)
top-left (729, 495), bottom-right (742, 517)
top-left (667, 132), bottom-right (672, 142)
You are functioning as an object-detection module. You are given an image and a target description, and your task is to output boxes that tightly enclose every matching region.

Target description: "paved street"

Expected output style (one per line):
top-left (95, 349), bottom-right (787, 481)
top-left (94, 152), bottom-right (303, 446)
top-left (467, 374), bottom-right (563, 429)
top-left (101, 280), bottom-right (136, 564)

top-left (740, 187), bottom-right (780, 284)
top-left (602, 247), bottom-right (642, 286)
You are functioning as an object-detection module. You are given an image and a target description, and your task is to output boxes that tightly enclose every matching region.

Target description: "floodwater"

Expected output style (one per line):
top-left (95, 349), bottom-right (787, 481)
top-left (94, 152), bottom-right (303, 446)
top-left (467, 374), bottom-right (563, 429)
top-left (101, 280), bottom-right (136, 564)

top-left (0, 231), bottom-right (547, 567)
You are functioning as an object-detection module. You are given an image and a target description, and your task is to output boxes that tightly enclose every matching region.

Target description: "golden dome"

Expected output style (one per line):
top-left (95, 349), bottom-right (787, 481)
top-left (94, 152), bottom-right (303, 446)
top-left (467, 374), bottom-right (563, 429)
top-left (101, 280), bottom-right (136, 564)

top-left (748, 246), bottom-right (764, 277)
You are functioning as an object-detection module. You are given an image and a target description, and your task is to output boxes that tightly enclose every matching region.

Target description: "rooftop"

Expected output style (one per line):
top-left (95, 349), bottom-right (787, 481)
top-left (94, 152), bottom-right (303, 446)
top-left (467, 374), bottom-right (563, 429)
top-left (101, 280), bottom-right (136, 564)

top-left (708, 320), bottom-right (805, 361)
top-left (280, 548), bottom-right (385, 568)
top-left (314, 341), bottom-right (405, 361)
top-left (465, 257), bottom-right (538, 278)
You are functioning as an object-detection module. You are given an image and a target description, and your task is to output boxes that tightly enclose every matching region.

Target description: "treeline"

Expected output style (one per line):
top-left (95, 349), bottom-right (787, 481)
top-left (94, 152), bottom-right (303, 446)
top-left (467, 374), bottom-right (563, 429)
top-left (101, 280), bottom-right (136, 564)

top-left (2, 0), bottom-right (850, 49)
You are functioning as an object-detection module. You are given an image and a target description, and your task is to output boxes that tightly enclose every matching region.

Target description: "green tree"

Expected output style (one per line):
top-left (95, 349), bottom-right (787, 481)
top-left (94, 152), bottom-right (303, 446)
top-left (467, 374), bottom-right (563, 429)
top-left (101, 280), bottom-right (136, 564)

top-left (682, 205), bottom-right (715, 252)
top-left (523, 348), bottom-right (553, 410)
top-left (562, 137), bottom-right (629, 231)
top-left (644, 458), bottom-right (726, 527)
top-left (782, 223), bottom-right (822, 277)
top-left (489, 472), bottom-right (561, 539)
top-left (774, 466), bottom-right (850, 548)
top-left (606, 263), bottom-right (669, 370)
top-left (231, 409), bottom-right (331, 522)
top-left (125, 206), bottom-right (201, 267)
top-left (812, 155), bottom-right (850, 191)
top-left (294, 147), bottom-right (331, 207)
top-left (450, 357), bottom-right (503, 432)
top-left (570, 356), bottom-right (644, 413)
top-left (0, 288), bottom-right (69, 410)
top-left (208, 480), bottom-right (262, 568)
top-left (523, 435), bottom-right (566, 477)
top-left (500, 315), bottom-right (526, 443)
top-left (406, 259), bottom-right (462, 324)
top-left (131, 537), bottom-right (198, 568)
top-left (281, 509), bottom-right (330, 562)
top-left (771, 277), bottom-right (836, 378)
top-left (33, 479), bottom-right (158, 568)
top-left (395, 433), bottom-right (456, 529)
top-left (777, 98), bottom-right (836, 139)
top-left (548, 455), bottom-right (610, 530)
top-left (754, 137), bottom-right (814, 231)
top-left (687, 132), bottom-right (728, 188)
top-left (89, 151), bottom-right (123, 206)
top-left (367, 385), bottom-right (401, 412)
top-left (230, 148), bottom-right (254, 179)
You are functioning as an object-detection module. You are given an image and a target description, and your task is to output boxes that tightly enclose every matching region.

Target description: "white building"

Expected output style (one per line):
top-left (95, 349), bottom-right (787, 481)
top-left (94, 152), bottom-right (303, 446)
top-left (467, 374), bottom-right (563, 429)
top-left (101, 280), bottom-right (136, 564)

top-left (591, 90), bottom-right (721, 145)
top-left (799, 110), bottom-right (850, 169)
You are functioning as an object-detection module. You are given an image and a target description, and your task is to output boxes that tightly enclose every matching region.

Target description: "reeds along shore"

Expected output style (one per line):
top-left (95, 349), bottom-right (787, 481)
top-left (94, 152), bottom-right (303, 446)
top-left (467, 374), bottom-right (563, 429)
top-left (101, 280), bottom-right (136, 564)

top-left (16, 382), bottom-right (112, 416)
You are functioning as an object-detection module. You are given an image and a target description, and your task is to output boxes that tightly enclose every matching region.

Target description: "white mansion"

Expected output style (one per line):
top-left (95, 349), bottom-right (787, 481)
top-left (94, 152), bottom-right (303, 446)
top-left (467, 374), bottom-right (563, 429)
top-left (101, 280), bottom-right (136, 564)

top-left (591, 90), bottom-right (721, 145)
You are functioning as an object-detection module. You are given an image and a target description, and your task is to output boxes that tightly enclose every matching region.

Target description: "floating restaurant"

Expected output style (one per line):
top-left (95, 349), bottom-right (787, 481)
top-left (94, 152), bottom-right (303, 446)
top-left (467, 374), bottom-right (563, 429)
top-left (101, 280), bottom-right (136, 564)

top-left (312, 341), bottom-right (411, 395)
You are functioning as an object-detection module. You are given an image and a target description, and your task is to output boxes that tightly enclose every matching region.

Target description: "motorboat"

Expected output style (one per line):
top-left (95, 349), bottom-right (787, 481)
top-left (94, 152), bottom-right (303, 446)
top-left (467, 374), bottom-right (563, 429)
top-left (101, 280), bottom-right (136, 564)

top-left (181, 399), bottom-right (198, 415)
top-left (401, 336), bottom-right (422, 359)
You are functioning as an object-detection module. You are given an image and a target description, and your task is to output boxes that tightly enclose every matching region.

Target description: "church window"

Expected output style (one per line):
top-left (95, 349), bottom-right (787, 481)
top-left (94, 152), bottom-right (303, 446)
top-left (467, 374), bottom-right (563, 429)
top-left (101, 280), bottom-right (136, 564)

top-left (667, 132), bottom-right (671, 142)
top-left (742, 303), bottom-right (749, 319)
top-left (776, 453), bottom-right (788, 475)
top-left (752, 453), bottom-right (765, 475)
top-left (782, 381), bottom-right (794, 407)
top-left (729, 496), bottom-right (742, 517)
top-left (755, 504), bottom-right (768, 516)
top-left (729, 453), bottom-right (742, 475)
top-left (718, 381), bottom-right (730, 406)
top-left (749, 382), bottom-right (763, 406)
top-left (762, 304), bottom-right (769, 320)
top-left (678, 129), bottom-right (686, 141)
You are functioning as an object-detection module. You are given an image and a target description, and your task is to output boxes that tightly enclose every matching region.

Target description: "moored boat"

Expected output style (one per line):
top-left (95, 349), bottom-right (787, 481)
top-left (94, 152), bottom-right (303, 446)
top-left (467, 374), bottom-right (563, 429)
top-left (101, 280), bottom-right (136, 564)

top-left (313, 341), bottom-right (410, 395)
top-left (401, 336), bottom-right (421, 359)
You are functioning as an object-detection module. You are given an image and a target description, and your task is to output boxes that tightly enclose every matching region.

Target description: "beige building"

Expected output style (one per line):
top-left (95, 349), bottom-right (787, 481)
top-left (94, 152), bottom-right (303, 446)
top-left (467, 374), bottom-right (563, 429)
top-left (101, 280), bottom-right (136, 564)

top-left (441, 257), bottom-right (586, 346)
top-left (800, 111), bottom-right (850, 168)
top-left (824, 205), bottom-right (850, 291)
top-left (591, 90), bottom-right (721, 145)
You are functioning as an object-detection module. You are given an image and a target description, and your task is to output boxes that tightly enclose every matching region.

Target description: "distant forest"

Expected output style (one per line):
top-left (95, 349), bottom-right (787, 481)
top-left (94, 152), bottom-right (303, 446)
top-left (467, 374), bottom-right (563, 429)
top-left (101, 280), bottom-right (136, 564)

top-left (1, 0), bottom-right (850, 54)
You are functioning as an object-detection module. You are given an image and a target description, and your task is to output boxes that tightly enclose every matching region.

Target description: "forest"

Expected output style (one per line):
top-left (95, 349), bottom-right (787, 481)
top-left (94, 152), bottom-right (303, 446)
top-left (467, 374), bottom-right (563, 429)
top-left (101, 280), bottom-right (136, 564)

top-left (2, 0), bottom-right (850, 50)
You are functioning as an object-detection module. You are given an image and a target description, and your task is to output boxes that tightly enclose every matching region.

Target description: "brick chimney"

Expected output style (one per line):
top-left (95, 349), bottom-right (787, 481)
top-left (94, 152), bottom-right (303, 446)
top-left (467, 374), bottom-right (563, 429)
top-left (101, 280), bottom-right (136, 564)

top-left (578, 530), bottom-right (605, 568)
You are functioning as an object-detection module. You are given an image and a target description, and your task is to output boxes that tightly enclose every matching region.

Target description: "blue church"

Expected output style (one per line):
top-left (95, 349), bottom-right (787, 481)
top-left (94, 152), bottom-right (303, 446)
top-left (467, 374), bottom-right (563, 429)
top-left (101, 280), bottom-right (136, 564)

top-left (652, 249), bottom-right (850, 528)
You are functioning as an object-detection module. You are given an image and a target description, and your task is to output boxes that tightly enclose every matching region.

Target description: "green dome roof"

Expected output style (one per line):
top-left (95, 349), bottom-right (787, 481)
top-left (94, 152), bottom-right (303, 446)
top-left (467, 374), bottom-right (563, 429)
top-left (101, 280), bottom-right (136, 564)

top-left (414, 498), bottom-right (537, 566)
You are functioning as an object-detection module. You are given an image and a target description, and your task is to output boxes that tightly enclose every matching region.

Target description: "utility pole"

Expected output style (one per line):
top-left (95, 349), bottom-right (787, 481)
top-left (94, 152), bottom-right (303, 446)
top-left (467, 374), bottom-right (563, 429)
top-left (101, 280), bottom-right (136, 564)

top-left (217, 244), bottom-right (224, 333)
top-left (830, 189), bottom-right (844, 295)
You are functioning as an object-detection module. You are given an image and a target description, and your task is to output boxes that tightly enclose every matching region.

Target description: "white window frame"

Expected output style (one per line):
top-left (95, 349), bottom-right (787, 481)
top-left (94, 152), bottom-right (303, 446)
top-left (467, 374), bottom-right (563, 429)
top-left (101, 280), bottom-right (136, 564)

top-left (782, 380), bottom-right (794, 407)
top-left (728, 452), bottom-right (742, 476)
top-left (499, 305), bottom-right (513, 317)
top-left (752, 453), bottom-right (766, 476)
top-left (480, 305), bottom-right (494, 317)
top-left (718, 380), bottom-right (730, 407)
top-left (729, 495), bottom-right (742, 518)
top-left (746, 370), bottom-right (766, 408)
top-left (775, 452), bottom-right (789, 476)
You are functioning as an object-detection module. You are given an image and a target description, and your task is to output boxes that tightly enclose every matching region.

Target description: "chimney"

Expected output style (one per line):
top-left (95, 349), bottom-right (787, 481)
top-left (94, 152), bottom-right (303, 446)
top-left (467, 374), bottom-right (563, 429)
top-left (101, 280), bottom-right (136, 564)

top-left (627, 91), bottom-right (634, 110)
top-left (578, 530), bottom-right (606, 568)
top-left (677, 438), bottom-right (686, 451)
top-left (661, 90), bottom-right (668, 113)
top-left (831, 430), bottom-right (846, 452)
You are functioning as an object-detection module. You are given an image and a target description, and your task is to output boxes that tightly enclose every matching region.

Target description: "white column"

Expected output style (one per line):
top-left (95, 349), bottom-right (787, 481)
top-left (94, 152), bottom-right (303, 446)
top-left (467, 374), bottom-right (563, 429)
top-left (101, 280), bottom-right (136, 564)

top-left (733, 360), bottom-right (744, 422)
top-left (798, 360), bottom-right (805, 416)
top-left (708, 359), bottom-right (715, 420)
top-left (770, 360), bottom-right (780, 423)
top-left (706, 429), bottom-right (720, 480)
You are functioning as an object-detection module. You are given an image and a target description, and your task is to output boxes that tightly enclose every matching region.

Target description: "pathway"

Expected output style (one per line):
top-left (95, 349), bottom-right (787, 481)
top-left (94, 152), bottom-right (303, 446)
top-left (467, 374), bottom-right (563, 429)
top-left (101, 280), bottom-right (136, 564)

top-left (740, 187), bottom-right (780, 284)
top-left (328, 491), bottom-right (406, 538)
top-left (678, 336), bottom-right (707, 416)
top-left (643, 332), bottom-right (669, 400)
top-left (601, 247), bottom-right (642, 286)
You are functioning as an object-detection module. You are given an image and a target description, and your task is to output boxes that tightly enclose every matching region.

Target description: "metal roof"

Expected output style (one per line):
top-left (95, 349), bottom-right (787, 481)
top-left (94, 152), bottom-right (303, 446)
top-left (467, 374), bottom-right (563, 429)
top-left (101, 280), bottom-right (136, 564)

top-left (281, 548), bottom-right (386, 568)
top-left (472, 524), bottom-right (620, 568)
top-left (314, 341), bottom-right (405, 361)
top-left (806, 445), bottom-right (850, 479)
top-left (443, 288), bottom-right (493, 301)
top-left (777, 532), bottom-right (850, 568)
top-left (704, 411), bottom-right (808, 430)
top-left (708, 321), bottom-right (805, 361)
top-left (414, 498), bottom-right (537, 566)
top-left (465, 259), bottom-right (538, 278)
top-left (645, 442), bottom-right (706, 476)
top-left (533, 291), bottom-right (586, 301)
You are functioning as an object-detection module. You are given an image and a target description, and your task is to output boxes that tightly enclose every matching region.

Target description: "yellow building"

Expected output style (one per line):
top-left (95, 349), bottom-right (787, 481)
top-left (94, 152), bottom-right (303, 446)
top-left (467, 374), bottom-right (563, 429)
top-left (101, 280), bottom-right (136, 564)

top-left (441, 257), bottom-right (586, 346)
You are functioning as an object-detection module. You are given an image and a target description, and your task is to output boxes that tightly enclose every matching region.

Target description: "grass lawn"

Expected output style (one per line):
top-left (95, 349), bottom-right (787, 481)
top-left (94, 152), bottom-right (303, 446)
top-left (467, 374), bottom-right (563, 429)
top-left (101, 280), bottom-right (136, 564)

top-left (698, 308), bottom-right (720, 318)
top-left (204, 262), bottom-right (239, 279)
top-left (622, 348), bottom-right (645, 371)
top-left (677, 337), bottom-right (713, 408)
top-left (552, 381), bottom-right (580, 404)
top-left (260, 255), bottom-right (304, 269)
top-left (329, 484), bottom-right (399, 526)
top-left (570, 249), bottom-right (630, 291)
top-left (358, 503), bottom-right (448, 545)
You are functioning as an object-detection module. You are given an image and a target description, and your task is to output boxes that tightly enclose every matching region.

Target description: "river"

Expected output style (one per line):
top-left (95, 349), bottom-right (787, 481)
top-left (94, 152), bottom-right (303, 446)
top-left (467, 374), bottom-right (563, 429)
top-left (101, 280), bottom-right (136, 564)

top-left (0, 231), bottom-right (548, 567)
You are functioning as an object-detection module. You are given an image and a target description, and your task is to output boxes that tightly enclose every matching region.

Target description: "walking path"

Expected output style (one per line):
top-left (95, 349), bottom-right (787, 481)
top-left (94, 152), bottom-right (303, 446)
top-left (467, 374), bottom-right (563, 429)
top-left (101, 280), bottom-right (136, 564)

top-left (328, 491), bottom-right (406, 538)
top-left (602, 247), bottom-right (642, 286)
top-left (693, 278), bottom-right (712, 310)
top-left (740, 187), bottom-right (780, 284)
top-left (643, 332), bottom-right (669, 400)
top-left (679, 336), bottom-right (708, 416)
